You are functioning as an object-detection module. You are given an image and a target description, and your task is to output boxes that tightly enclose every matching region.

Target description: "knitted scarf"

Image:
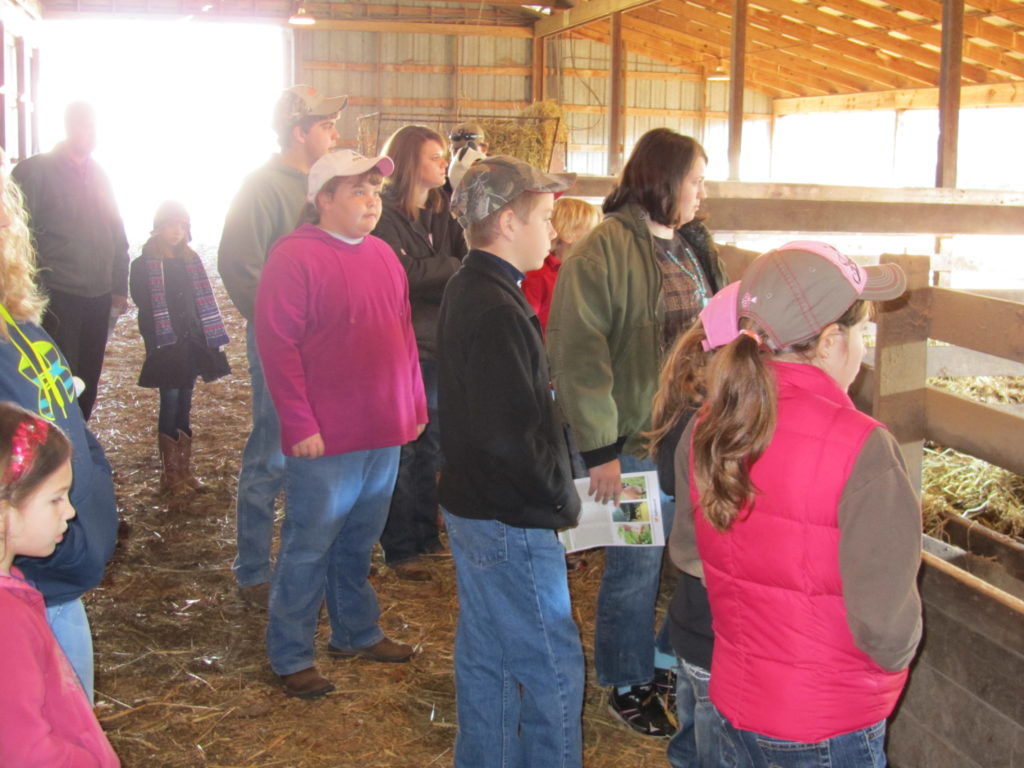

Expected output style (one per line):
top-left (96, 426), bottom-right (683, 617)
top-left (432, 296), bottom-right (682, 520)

top-left (146, 249), bottom-right (229, 350)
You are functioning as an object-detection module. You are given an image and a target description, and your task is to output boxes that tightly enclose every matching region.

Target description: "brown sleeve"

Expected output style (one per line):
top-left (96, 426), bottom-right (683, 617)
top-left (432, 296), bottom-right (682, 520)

top-left (668, 418), bottom-right (703, 579)
top-left (838, 427), bottom-right (923, 672)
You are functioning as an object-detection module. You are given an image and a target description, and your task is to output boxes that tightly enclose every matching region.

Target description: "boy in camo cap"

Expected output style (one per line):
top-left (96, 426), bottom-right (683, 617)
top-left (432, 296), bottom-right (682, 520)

top-left (438, 156), bottom-right (585, 768)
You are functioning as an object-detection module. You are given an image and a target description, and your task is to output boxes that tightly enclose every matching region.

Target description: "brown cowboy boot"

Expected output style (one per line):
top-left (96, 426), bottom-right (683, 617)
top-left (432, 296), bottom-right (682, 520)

top-left (176, 430), bottom-right (209, 493)
top-left (157, 432), bottom-right (186, 494)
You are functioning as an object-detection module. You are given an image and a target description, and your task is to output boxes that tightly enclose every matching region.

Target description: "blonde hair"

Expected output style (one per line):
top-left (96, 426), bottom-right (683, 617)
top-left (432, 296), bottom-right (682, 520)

top-left (551, 197), bottom-right (600, 245)
top-left (649, 300), bottom-right (869, 532)
top-left (0, 164), bottom-right (46, 338)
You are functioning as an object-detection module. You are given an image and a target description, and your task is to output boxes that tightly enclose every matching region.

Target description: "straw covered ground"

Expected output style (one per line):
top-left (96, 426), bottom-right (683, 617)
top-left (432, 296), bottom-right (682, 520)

top-left (85, 247), bottom-right (669, 767)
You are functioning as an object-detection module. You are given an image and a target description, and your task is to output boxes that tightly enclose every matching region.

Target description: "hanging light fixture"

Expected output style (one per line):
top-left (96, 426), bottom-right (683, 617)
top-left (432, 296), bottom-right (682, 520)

top-left (288, 3), bottom-right (316, 25)
top-left (707, 63), bottom-right (730, 82)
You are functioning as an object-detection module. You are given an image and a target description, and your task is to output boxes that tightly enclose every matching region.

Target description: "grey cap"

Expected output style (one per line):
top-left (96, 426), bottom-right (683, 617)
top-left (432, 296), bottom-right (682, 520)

top-left (451, 155), bottom-right (575, 229)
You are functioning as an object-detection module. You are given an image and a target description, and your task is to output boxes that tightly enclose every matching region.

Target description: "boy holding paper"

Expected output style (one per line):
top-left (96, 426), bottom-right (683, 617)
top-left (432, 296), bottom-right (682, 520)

top-left (437, 156), bottom-right (583, 768)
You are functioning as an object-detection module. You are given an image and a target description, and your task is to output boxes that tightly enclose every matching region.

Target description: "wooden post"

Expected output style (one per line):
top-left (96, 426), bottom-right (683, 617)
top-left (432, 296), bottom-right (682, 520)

top-left (607, 12), bottom-right (625, 175)
top-left (15, 36), bottom-right (26, 163)
top-left (0, 23), bottom-right (7, 155)
top-left (532, 34), bottom-right (546, 104)
top-left (728, 0), bottom-right (746, 181)
top-left (936, 0), bottom-right (963, 188)
top-left (872, 253), bottom-right (931, 489)
top-left (29, 45), bottom-right (39, 156)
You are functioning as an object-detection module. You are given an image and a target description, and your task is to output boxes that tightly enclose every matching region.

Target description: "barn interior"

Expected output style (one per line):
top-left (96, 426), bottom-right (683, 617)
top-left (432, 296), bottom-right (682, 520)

top-left (0, 0), bottom-right (1022, 765)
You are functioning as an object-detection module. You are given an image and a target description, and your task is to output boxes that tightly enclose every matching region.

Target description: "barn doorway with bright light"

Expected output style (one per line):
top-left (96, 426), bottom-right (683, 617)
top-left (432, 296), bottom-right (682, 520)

top-left (36, 19), bottom-right (286, 245)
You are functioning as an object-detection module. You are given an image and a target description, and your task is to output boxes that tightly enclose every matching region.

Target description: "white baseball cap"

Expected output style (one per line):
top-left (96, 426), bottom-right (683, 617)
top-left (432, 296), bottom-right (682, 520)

top-left (307, 150), bottom-right (395, 202)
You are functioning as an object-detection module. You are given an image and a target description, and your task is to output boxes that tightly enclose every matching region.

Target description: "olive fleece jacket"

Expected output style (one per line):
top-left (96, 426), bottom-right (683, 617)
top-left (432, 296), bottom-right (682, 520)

top-left (217, 158), bottom-right (307, 322)
top-left (546, 202), bottom-right (726, 466)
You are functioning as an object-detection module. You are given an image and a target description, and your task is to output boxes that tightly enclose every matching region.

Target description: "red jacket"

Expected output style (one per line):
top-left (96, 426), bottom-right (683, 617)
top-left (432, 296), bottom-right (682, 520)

top-left (0, 570), bottom-right (120, 766)
top-left (692, 361), bottom-right (909, 742)
top-left (521, 253), bottom-right (561, 334)
top-left (256, 224), bottom-right (427, 455)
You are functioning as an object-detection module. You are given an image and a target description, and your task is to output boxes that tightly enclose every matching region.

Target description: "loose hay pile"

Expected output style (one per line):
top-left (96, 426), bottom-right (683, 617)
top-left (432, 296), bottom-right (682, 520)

top-left (86, 245), bottom-right (668, 768)
top-left (923, 376), bottom-right (1024, 540)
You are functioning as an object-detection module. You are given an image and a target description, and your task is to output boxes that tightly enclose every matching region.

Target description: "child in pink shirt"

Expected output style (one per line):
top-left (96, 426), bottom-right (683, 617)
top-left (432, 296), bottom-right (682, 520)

top-left (0, 401), bottom-right (120, 766)
top-left (256, 150), bottom-right (426, 699)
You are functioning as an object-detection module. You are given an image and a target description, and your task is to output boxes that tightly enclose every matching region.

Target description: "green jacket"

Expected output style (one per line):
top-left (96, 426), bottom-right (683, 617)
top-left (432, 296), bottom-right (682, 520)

top-left (547, 202), bottom-right (726, 464)
top-left (217, 158), bottom-right (307, 322)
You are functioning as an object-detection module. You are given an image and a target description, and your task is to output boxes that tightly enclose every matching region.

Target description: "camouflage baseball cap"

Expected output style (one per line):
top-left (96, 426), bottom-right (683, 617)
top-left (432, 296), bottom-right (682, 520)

top-left (272, 85), bottom-right (348, 136)
top-left (451, 155), bottom-right (575, 229)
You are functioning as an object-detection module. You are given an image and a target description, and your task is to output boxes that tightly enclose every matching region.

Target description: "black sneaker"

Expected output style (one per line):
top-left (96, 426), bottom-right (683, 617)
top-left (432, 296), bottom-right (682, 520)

top-left (654, 667), bottom-right (679, 729)
top-left (608, 683), bottom-right (674, 737)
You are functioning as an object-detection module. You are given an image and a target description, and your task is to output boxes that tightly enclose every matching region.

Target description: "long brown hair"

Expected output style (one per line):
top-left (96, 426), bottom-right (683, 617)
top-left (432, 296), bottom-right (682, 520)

top-left (380, 125), bottom-right (446, 222)
top-left (603, 129), bottom-right (706, 228)
top-left (649, 300), bottom-right (869, 531)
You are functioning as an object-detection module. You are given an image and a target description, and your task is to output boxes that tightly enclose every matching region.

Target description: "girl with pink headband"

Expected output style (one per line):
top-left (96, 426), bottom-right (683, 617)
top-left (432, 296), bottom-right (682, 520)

top-left (649, 241), bottom-right (922, 768)
top-left (0, 402), bottom-right (120, 766)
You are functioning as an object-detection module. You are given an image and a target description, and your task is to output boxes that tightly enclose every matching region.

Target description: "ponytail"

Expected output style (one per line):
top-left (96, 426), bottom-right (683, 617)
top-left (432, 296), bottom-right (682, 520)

top-left (692, 329), bottom-right (777, 531)
top-left (648, 320), bottom-right (711, 456)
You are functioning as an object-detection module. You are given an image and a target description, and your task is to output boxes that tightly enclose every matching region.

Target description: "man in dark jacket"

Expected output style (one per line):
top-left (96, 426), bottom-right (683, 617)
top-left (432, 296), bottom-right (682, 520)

top-left (12, 102), bottom-right (130, 420)
top-left (438, 156), bottom-right (583, 768)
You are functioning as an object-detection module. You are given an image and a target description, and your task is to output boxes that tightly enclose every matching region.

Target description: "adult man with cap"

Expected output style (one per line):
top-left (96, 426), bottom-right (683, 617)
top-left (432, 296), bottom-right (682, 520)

top-left (218, 84), bottom-right (347, 610)
top-left (13, 101), bottom-right (130, 421)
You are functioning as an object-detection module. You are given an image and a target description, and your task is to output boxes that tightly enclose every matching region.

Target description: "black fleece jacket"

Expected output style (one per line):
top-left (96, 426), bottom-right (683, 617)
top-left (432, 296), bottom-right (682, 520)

top-left (437, 250), bottom-right (580, 530)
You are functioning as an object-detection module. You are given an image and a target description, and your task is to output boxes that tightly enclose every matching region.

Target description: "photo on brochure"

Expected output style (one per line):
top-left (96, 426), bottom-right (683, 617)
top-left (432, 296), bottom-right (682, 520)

top-left (559, 470), bottom-right (663, 554)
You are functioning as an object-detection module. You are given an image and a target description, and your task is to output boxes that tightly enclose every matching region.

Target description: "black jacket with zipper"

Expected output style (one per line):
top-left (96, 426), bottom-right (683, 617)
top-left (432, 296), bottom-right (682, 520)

top-left (437, 250), bottom-right (580, 530)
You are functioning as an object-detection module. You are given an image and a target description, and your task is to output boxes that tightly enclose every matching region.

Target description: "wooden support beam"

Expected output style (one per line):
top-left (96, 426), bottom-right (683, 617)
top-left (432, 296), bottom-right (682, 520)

top-left (927, 288), bottom-right (1024, 363)
top-left (728, 0), bottom-right (745, 181)
top-left (926, 388), bottom-right (1024, 477)
top-left (309, 19), bottom-right (532, 38)
top-left (608, 12), bottom-right (625, 175)
top-left (304, 62), bottom-right (533, 76)
top-left (564, 178), bottom-right (1024, 236)
top-left (936, 0), bottom-right (964, 187)
top-left (774, 80), bottom-right (1024, 115)
top-left (534, 0), bottom-right (660, 37)
top-left (872, 253), bottom-right (931, 486)
top-left (531, 35), bottom-right (544, 103)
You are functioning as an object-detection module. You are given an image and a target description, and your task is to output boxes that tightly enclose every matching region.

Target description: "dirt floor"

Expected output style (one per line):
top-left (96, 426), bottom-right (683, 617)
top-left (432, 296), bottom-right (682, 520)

top-left (85, 247), bottom-right (671, 768)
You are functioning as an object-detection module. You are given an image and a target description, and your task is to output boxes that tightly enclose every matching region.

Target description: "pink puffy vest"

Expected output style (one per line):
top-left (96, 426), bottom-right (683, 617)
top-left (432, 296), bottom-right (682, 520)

top-left (691, 361), bottom-right (908, 743)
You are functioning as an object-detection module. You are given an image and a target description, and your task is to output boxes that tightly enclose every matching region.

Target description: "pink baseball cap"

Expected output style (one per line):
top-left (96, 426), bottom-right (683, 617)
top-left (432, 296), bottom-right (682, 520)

top-left (700, 241), bottom-right (906, 350)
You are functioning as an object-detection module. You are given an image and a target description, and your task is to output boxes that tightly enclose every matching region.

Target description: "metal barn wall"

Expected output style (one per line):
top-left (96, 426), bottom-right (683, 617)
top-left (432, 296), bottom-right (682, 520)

top-left (293, 24), bottom-right (771, 175)
top-left (295, 27), bottom-right (531, 153)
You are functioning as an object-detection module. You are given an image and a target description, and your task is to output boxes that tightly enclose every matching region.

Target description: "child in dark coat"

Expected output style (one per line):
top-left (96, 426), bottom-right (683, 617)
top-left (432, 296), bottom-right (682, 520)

top-left (129, 201), bottom-right (230, 494)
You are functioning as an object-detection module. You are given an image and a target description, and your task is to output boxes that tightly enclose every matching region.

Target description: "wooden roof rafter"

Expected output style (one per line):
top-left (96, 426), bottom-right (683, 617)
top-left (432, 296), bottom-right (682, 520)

top-left (569, 18), bottom-right (801, 94)
top-left (622, 11), bottom-right (863, 90)
top-left (634, 1), bottom-right (918, 90)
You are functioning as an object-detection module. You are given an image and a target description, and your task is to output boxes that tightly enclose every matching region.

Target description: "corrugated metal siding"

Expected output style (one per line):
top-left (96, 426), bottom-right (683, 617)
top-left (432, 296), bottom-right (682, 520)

top-left (294, 26), bottom-right (771, 173)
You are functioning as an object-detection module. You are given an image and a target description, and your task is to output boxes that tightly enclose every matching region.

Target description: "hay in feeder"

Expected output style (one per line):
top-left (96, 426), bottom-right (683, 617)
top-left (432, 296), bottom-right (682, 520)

top-left (922, 376), bottom-right (1024, 541)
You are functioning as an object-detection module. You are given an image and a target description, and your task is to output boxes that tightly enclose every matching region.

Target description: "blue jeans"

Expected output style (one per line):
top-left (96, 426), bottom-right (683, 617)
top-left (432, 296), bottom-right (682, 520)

top-left (668, 660), bottom-right (741, 768)
top-left (266, 446), bottom-right (399, 675)
top-left (46, 598), bottom-right (93, 703)
top-left (444, 510), bottom-right (585, 768)
top-left (158, 385), bottom-right (193, 437)
top-left (594, 452), bottom-right (676, 687)
top-left (733, 719), bottom-right (888, 768)
top-left (380, 358), bottom-right (442, 564)
top-left (233, 323), bottom-right (287, 587)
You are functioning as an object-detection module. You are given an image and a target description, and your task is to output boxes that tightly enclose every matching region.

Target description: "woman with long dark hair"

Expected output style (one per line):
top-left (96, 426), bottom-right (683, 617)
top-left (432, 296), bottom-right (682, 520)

top-left (373, 125), bottom-right (466, 581)
top-left (547, 128), bottom-right (726, 737)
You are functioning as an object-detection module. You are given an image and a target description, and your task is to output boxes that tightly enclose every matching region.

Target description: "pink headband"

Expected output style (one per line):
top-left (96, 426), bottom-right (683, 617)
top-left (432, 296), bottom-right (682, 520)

top-left (3, 417), bottom-right (50, 485)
